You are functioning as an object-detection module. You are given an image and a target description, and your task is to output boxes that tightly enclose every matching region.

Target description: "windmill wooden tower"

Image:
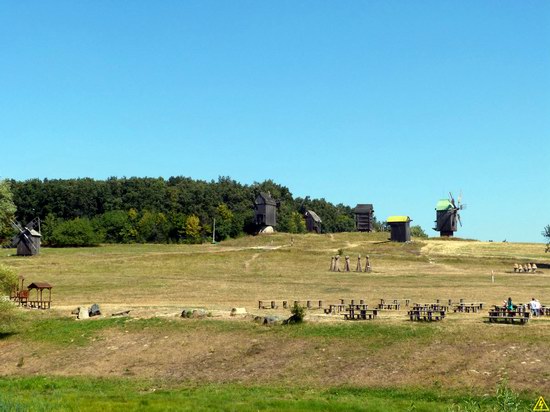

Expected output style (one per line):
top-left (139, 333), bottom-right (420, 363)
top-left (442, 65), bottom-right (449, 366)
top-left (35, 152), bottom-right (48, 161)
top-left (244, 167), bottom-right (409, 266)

top-left (434, 192), bottom-right (464, 237)
top-left (353, 204), bottom-right (374, 232)
top-left (11, 218), bottom-right (41, 256)
top-left (254, 192), bottom-right (278, 231)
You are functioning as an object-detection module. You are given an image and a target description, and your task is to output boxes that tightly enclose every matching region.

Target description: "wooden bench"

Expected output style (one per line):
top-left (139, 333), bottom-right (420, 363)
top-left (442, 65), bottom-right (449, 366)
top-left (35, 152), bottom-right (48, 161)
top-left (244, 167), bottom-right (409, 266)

top-left (408, 309), bottom-right (446, 321)
top-left (485, 309), bottom-right (530, 324)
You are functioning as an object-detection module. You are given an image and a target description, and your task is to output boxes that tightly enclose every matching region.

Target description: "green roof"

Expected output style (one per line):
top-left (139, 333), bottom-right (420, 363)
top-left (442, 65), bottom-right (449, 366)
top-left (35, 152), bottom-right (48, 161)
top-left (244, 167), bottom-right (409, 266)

top-left (435, 199), bottom-right (453, 211)
top-left (387, 216), bottom-right (411, 223)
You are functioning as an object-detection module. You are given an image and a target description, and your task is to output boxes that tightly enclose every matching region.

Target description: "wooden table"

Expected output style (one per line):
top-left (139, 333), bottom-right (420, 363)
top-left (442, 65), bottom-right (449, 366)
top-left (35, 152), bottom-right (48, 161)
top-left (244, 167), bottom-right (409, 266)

top-left (408, 308), bottom-right (446, 321)
top-left (343, 307), bottom-right (379, 320)
top-left (453, 302), bottom-right (484, 313)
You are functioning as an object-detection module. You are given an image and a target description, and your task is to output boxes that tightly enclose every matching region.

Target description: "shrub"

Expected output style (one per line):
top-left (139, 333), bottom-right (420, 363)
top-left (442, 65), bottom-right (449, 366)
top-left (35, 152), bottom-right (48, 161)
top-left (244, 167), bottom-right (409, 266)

top-left (0, 264), bottom-right (19, 333)
top-left (48, 218), bottom-right (101, 247)
top-left (284, 302), bottom-right (306, 324)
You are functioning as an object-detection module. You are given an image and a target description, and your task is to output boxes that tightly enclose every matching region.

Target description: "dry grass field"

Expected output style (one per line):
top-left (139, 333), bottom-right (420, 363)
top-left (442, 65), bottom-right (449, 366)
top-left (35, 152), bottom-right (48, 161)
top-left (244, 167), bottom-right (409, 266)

top-left (1, 233), bottom-right (549, 410)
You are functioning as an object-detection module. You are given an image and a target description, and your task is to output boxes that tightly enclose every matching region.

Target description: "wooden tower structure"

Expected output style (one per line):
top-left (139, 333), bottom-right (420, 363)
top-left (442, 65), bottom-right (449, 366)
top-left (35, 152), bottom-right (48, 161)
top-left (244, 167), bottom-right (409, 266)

top-left (254, 192), bottom-right (278, 229)
top-left (434, 193), bottom-right (464, 237)
top-left (353, 204), bottom-right (374, 232)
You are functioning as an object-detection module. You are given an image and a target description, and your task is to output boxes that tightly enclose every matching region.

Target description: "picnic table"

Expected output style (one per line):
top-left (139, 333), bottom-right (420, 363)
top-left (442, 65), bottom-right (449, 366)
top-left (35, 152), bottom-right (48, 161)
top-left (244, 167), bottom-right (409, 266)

top-left (378, 299), bottom-right (401, 310)
top-left (343, 306), bottom-right (379, 320)
top-left (413, 303), bottom-right (449, 312)
top-left (324, 304), bottom-right (347, 314)
top-left (408, 308), bottom-right (446, 321)
top-left (486, 307), bottom-right (530, 324)
top-left (453, 302), bottom-right (484, 313)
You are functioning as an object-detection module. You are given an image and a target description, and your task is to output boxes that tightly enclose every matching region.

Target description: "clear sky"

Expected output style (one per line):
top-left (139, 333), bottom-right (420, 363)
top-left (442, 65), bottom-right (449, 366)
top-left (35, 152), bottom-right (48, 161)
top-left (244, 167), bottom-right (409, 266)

top-left (1, 1), bottom-right (549, 242)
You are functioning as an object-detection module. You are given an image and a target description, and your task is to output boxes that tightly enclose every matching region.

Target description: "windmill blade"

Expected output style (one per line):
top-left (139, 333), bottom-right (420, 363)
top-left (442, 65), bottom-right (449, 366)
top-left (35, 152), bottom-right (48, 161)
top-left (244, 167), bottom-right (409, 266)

top-left (457, 190), bottom-right (463, 205)
top-left (10, 221), bottom-right (23, 232)
top-left (457, 213), bottom-right (462, 227)
top-left (26, 217), bottom-right (40, 231)
top-left (448, 192), bottom-right (457, 209)
top-left (11, 234), bottom-right (21, 246)
top-left (20, 231), bottom-right (37, 251)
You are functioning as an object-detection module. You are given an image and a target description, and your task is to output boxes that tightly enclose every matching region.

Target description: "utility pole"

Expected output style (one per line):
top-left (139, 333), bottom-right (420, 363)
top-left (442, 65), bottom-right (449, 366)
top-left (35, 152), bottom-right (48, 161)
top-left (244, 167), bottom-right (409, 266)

top-left (212, 218), bottom-right (216, 244)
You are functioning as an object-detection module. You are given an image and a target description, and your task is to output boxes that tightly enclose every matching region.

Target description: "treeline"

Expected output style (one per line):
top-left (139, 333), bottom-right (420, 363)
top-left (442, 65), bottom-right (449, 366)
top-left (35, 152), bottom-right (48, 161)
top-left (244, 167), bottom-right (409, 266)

top-left (9, 177), bottom-right (372, 246)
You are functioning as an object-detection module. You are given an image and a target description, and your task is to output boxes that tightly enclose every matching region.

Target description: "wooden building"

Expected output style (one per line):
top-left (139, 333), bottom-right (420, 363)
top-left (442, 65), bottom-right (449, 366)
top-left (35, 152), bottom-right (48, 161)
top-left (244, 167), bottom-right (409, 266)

top-left (254, 192), bottom-right (278, 228)
top-left (434, 199), bottom-right (459, 237)
top-left (353, 204), bottom-right (374, 232)
top-left (304, 210), bottom-right (322, 233)
top-left (387, 216), bottom-right (412, 242)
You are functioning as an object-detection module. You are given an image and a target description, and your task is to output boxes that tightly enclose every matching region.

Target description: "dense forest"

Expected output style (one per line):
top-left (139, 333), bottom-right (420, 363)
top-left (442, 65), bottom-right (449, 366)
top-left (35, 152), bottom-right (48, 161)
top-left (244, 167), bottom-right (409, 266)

top-left (8, 177), bottom-right (381, 246)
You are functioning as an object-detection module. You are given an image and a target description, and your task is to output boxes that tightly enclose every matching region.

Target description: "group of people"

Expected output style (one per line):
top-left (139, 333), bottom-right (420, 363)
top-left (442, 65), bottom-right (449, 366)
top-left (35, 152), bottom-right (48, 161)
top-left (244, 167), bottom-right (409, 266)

top-left (503, 297), bottom-right (543, 316)
top-left (513, 263), bottom-right (537, 273)
top-left (529, 297), bottom-right (543, 316)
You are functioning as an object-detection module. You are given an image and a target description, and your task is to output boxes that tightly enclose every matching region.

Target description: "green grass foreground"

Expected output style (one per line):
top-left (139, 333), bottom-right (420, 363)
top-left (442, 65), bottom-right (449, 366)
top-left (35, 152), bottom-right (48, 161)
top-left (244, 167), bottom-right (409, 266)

top-left (0, 377), bottom-right (534, 412)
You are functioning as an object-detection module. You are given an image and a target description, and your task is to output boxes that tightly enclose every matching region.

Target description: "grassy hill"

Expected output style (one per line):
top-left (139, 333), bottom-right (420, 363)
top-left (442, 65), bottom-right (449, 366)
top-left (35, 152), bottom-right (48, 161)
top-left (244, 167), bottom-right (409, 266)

top-left (0, 233), bottom-right (549, 411)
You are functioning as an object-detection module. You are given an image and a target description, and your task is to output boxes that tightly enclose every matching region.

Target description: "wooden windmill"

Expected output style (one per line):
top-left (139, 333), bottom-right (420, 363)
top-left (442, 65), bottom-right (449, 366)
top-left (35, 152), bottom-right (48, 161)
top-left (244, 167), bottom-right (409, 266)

top-left (434, 192), bottom-right (465, 237)
top-left (11, 217), bottom-right (41, 256)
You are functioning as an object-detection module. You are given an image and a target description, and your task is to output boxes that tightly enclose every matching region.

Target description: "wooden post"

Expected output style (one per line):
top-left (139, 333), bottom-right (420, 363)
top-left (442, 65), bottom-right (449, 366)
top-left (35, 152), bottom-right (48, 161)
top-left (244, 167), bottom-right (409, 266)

top-left (283, 300), bottom-right (288, 309)
top-left (405, 299), bottom-right (410, 307)
top-left (318, 300), bottom-right (323, 308)
top-left (360, 299), bottom-right (364, 305)
top-left (271, 301), bottom-right (277, 309)
top-left (340, 299), bottom-right (345, 305)
top-left (258, 300), bottom-right (263, 309)
top-left (356, 255), bottom-right (362, 272)
top-left (307, 300), bottom-right (312, 309)
top-left (344, 256), bottom-right (351, 272)
top-left (364, 255), bottom-right (371, 272)
top-left (330, 256), bottom-right (335, 271)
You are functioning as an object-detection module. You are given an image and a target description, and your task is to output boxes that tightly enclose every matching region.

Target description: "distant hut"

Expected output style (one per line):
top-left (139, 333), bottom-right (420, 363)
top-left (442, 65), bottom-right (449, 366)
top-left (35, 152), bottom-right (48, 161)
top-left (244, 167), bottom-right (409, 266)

top-left (387, 216), bottom-right (412, 242)
top-left (254, 192), bottom-right (278, 230)
top-left (304, 210), bottom-right (322, 233)
top-left (353, 204), bottom-right (374, 232)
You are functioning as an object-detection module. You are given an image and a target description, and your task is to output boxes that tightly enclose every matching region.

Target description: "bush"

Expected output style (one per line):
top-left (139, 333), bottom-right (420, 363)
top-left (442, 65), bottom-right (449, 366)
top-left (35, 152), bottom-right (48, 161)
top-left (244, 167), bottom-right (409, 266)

top-left (48, 218), bottom-right (101, 247)
top-left (284, 302), bottom-right (306, 324)
top-left (0, 264), bottom-right (19, 333)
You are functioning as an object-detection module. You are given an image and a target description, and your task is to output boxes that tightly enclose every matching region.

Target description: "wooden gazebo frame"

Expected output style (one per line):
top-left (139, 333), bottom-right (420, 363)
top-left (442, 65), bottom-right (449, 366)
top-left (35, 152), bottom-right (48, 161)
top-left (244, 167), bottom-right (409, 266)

top-left (26, 282), bottom-right (53, 309)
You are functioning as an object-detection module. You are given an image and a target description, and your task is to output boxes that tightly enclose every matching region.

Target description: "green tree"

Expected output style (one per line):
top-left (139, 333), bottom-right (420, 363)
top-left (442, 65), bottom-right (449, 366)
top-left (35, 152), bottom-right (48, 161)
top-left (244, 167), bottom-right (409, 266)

top-left (48, 218), bottom-right (101, 247)
top-left (96, 210), bottom-right (129, 243)
top-left (214, 204), bottom-right (233, 241)
top-left (0, 180), bottom-right (17, 242)
top-left (185, 215), bottom-right (202, 244)
top-left (410, 225), bottom-right (428, 238)
top-left (543, 225), bottom-right (550, 252)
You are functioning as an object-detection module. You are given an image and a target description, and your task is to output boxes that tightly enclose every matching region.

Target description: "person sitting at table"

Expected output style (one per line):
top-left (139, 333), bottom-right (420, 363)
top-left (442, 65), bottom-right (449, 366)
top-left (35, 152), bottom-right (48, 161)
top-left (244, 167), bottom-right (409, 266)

top-left (506, 297), bottom-right (516, 311)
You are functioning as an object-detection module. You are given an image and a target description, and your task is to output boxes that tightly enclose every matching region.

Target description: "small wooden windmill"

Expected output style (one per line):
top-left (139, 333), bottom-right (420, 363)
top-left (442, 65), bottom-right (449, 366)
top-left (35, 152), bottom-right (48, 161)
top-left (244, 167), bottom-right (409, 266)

top-left (434, 192), bottom-right (465, 237)
top-left (11, 217), bottom-right (41, 256)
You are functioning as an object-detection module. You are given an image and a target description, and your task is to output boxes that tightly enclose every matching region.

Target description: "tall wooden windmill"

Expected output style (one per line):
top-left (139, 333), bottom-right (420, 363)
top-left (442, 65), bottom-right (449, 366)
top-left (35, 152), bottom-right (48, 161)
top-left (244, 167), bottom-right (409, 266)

top-left (434, 192), bottom-right (465, 237)
top-left (11, 217), bottom-right (41, 256)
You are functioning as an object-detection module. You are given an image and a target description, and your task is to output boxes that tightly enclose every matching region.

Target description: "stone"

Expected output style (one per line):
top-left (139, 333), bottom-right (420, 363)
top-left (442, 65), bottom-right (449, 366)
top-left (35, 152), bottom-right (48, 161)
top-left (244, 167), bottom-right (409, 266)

top-left (230, 307), bottom-right (247, 316)
top-left (89, 303), bottom-right (101, 317)
top-left (77, 307), bottom-right (89, 320)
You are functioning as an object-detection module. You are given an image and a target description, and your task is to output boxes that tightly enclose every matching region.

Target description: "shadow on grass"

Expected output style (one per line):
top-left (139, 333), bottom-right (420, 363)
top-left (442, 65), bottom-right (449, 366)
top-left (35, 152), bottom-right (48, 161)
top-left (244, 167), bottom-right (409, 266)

top-left (0, 331), bottom-right (17, 340)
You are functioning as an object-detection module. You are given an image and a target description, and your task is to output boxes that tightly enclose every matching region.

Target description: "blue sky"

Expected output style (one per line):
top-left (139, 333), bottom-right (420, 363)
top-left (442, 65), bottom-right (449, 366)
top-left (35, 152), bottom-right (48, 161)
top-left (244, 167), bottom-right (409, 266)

top-left (1, 1), bottom-right (549, 242)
